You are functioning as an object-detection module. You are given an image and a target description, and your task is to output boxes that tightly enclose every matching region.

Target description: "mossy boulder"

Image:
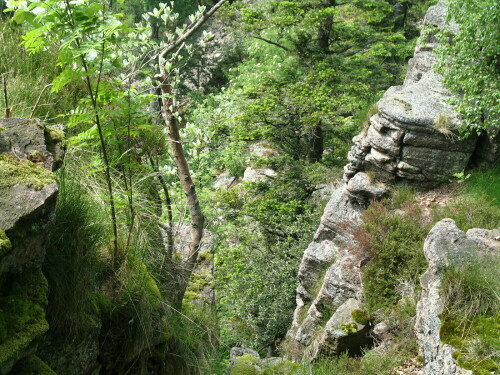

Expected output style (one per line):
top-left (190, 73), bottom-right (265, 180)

top-left (0, 154), bottom-right (55, 191)
top-left (0, 267), bottom-right (49, 373)
top-left (230, 354), bottom-right (261, 375)
top-left (0, 232), bottom-right (11, 258)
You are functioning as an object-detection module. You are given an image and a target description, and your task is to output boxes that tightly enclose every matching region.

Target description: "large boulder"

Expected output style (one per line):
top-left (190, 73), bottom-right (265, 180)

top-left (0, 118), bottom-right (64, 374)
top-left (343, 2), bottom-right (477, 191)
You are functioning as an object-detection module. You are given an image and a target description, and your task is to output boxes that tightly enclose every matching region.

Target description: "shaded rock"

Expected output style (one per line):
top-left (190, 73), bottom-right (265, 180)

top-left (0, 118), bottom-right (64, 374)
top-left (214, 172), bottom-right (239, 189)
top-left (415, 219), bottom-right (500, 375)
top-left (285, 185), bottom-right (367, 361)
top-left (0, 118), bottom-right (65, 172)
top-left (346, 172), bottom-right (389, 207)
top-left (163, 223), bottom-right (215, 308)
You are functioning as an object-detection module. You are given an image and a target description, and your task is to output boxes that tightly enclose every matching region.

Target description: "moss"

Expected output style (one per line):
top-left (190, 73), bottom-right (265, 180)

top-left (43, 125), bottom-right (65, 145)
top-left (11, 354), bottom-right (56, 375)
top-left (0, 268), bottom-right (49, 366)
top-left (341, 322), bottom-right (358, 335)
top-left (230, 354), bottom-right (260, 375)
top-left (441, 315), bottom-right (499, 375)
top-left (0, 153), bottom-right (55, 190)
top-left (262, 359), bottom-right (302, 374)
top-left (351, 309), bottom-right (371, 325)
top-left (0, 231), bottom-right (12, 257)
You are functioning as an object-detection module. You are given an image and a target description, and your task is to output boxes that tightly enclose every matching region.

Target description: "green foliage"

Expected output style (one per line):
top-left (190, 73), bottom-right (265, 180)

top-left (351, 309), bottom-right (371, 325)
top-left (0, 231), bottom-right (11, 257)
top-left (43, 169), bottom-right (108, 340)
top-left (213, 163), bottom-right (322, 348)
top-left (361, 201), bottom-right (429, 309)
top-left (299, 349), bottom-right (403, 375)
top-left (0, 20), bottom-right (82, 120)
top-left (436, 0), bottom-right (500, 136)
top-left (440, 255), bottom-right (500, 375)
top-left (0, 267), bottom-right (49, 366)
top-left (11, 355), bottom-right (56, 375)
top-left (0, 153), bottom-right (56, 190)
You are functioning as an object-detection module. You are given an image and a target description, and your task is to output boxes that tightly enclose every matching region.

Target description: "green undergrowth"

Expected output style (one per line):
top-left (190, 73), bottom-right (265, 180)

top-left (0, 231), bottom-right (11, 257)
top-left (440, 255), bottom-right (500, 375)
top-left (360, 200), bottom-right (429, 310)
top-left (0, 267), bottom-right (49, 366)
top-left (11, 354), bottom-right (56, 375)
top-left (0, 20), bottom-right (83, 121)
top-left (0, 153), bottom-right (56, 190)
top-left (361, 165), bottom-right (500, 311)
top-left (43, 170), bottom-right (108, 341)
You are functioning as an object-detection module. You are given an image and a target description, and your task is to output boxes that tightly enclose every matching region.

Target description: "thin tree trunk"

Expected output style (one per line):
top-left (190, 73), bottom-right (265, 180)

top-left (156, 0), bottom-right (228, 305)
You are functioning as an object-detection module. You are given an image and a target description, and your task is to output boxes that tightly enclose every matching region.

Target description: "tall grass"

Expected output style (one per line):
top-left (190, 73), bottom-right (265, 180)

top-left (43, 168), bottom-right (109, 340)
top-left (0, 21), bottom-right (82, 121)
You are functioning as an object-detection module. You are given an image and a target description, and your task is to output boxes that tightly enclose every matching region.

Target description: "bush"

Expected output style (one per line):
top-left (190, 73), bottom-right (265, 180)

top-left (361, 201), bottom-right (429, 310)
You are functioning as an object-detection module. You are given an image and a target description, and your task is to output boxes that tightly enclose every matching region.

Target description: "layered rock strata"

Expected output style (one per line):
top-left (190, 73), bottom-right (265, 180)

top-left (415, 219), bottom-right (500, 375)
top-left (344, 1), bottom-right (475, 190)
top-left (286, 2), bottom-right (490, 363)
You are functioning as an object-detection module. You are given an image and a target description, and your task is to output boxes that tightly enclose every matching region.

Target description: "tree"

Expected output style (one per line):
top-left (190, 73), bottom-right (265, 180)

top-left (436, 0), bottom-right (499, 136)
top-left (10, 0), bottom-right (228, 305)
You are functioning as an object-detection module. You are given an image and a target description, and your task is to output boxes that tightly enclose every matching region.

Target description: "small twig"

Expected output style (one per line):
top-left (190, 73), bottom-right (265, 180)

top-left (30, 83), bottom-right (53, 119)
top-left (2, 73), bottom-right (11, 118)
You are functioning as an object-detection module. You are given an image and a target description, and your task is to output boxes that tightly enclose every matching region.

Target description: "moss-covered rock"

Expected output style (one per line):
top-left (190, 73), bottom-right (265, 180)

top-left (262, 359), bottom-right (302, 374)
top-left (11, 354), bottom-right (56, 375)
top-left (0, 154), bottom-right (55, 190)
top-left (230, 354), bottom-right (261, 375)
top-left (0, 267), bottom-right (49, 371)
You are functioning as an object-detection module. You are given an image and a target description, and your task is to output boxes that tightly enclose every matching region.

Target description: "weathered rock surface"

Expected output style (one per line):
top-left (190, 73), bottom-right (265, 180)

top-left (343, 2), bottom-right (477, 190)
top-left (415, 219), bottom-right (500, 375)
top-left (162, 223), bottom-right (215, 307)
top-left (285, 185), bottom-right (369, 361)
top-left (0, 118), bottom-right (64, 374)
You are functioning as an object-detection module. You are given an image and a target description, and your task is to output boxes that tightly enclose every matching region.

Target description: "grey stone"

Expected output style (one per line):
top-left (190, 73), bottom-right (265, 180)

top-left (242, 166), bottom-right (277, 183)
top-left (342, 1), bottom-right (479, 187)
top-left (0, 118), bottom-right (64, 171)
top-left (415, 219), bottom-right (500, 375)
top-left (346, 172), bottom-right (389, 207)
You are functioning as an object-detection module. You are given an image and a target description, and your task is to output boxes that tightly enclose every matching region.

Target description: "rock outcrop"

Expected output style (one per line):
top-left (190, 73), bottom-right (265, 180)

top-left (415, 219), bottom-right (500, 375)
top-left (344, 1), bottom-right (476, 189)
top-left (285, 1), bottom-right (497, 363)
top-left (0, 118), bottom-right (64, 374)
top-left (285, 185), bottom-right (370, 361)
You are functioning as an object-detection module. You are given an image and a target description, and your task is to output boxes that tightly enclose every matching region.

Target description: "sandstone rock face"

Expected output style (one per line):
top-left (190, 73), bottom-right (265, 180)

top-left (285, 185), bottom-right (370, 361)
top-left (343, 2), bottom-right (477, 189)
top-left (0, 118), bottom-right (64, 374)
top-left (415, 219), bottom-right (500, 375)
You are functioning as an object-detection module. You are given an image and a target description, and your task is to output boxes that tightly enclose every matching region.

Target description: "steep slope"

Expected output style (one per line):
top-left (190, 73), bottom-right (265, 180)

top-left (284, 0), bottom-right (498, 367)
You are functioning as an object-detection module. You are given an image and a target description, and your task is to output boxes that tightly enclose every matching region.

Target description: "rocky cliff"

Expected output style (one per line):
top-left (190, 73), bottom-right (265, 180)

top-left (285, 1), bottom-right (499, 372)
top-left (0, 118), bottom-right (64, 374)
top-left (344, 2), bottom-right (474, 189)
